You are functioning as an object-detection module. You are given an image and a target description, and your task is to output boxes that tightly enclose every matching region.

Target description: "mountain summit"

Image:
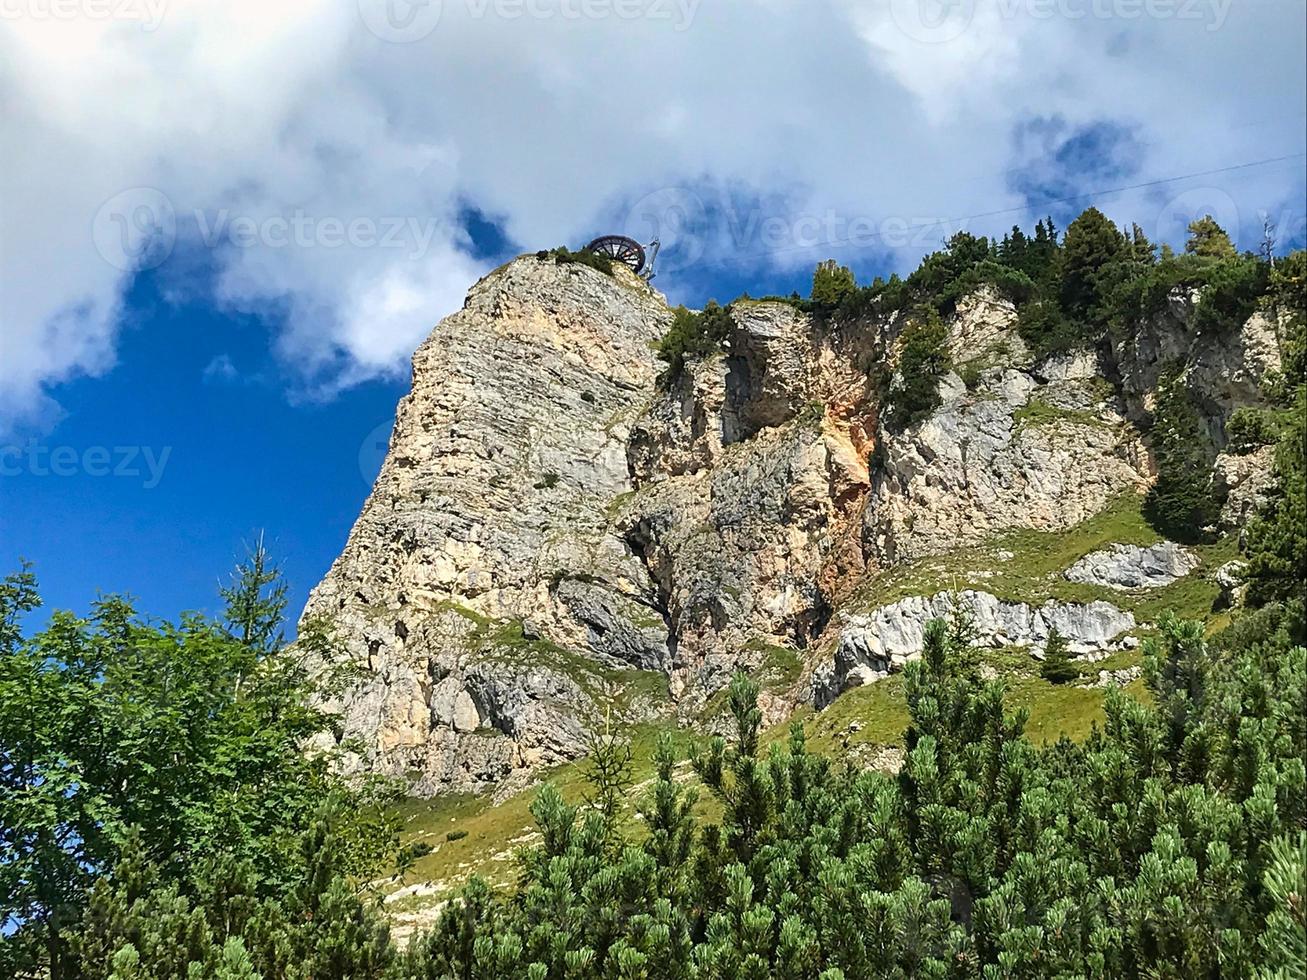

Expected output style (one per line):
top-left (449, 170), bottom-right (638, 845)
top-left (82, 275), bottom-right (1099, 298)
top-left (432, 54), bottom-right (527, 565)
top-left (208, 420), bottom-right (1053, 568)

top-left (302, 239), bottom-right (1284, 796)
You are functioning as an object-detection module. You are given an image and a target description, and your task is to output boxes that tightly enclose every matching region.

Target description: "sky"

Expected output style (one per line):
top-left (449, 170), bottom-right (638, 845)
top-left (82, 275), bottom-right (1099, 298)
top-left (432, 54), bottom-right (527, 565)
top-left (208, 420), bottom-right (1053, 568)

top-left (1, 0), bottom-right (1305, 628)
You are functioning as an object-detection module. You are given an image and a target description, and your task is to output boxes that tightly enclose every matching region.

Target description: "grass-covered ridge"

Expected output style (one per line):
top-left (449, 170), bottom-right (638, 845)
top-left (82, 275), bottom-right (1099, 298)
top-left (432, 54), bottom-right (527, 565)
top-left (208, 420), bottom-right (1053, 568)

top-left (848, 491), bottom-right (1235, 624)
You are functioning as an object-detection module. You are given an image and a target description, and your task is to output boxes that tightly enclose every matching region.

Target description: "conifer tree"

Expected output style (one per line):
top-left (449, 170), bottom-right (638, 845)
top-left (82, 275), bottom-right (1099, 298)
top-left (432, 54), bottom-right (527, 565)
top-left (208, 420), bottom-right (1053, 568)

top-left (810, 259), bottom-right (856, 310)
top-left (220, 534), bottom-right (288, 655)
top-left (1186, 214), bottom-right (1238, 259)
top-left (1039, 626), bottom-right (1078, 684)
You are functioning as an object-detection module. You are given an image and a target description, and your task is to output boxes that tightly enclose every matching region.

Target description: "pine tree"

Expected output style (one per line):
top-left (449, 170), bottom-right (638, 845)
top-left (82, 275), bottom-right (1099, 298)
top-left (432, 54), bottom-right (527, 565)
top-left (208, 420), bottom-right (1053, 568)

top-left (1185, 214), bottom-right (1238, 259)
top-left (1058, 206), bottom-right (1128, 327)
top-left (220, 533), bottom-right (288, 655)
top-left (640, 732), bottom-right (698, 900)
top-left (1144, 367), bottom-right (1221, 542)
top-left (693, 673), bottom-right (773, 865)
top-left (582, 710), bottom-right (635, 855)
top-left (1129, 222), bottom-right (1157, 265)
top-left (810, 259), bottom-right (856, 310)
top-left (1039, 626), bottom-right (1078, 684)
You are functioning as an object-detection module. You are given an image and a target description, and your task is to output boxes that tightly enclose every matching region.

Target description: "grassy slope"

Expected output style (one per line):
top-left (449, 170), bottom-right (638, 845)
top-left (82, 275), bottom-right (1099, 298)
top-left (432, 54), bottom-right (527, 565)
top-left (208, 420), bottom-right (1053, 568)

top-left (847, 492), bottom-right (1235, 624)
top-left (383, 492), bottom-right (1222, 924)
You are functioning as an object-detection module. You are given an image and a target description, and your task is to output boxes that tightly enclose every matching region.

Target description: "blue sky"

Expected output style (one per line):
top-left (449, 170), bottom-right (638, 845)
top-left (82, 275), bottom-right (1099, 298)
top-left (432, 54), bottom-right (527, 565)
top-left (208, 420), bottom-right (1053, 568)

top-left (2, 0), bottom-right (1305, 629)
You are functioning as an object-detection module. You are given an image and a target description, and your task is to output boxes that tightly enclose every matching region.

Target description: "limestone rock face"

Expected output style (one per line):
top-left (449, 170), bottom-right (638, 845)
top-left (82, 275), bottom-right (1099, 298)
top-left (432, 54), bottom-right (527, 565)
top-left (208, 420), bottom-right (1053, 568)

top-left (622, 301), bottom-right (877, 702)
top-left (868, 337), bottom-right (1151, 564)
top-left (1064, 542), bottom-right (1199, 590)
top-left (622, 417), bottom-right (857, 701)
top-left (1210, 445), bottom-right (1277, 533)
top-left (302, 259), bottom-right (1283, 795)
top-left (301, 256), bottom-right (673, 793)
top-left (1113, 293), bottom-right (1283, 433)
top-left (814, 590), bottom-right (1136, 705)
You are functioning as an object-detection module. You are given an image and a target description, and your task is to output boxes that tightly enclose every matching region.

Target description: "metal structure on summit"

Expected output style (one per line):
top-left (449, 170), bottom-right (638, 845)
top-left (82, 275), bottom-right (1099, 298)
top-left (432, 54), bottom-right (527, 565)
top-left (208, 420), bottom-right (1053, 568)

top-left (585, 235), bottom-right (661, 281)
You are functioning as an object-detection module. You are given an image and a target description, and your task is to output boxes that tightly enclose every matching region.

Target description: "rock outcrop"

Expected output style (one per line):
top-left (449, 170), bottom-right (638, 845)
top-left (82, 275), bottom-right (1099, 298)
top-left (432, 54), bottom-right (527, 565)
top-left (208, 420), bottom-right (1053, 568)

top-left (621, 301), bottom-right (877, 702)
top-left (301, 256), bottom-right (673, 792)
top-left (867, 297), bottom-right (1152, 564)
top-left (1064, 542), bottom-right (1199, 590)
top-left (1113, 293), bottom-right (1283, 434)
top-left (813, 590), bottom-right (1136, 705)
top-left (1210, 445), bottom-right (1277, 533)
top-left (301, 258), bottom-right (1284, 795)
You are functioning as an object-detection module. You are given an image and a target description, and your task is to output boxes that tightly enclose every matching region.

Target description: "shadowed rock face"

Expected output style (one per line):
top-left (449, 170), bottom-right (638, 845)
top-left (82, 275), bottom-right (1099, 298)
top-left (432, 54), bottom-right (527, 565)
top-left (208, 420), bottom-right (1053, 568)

top-left (302, 262), bottom-right (1283, 795)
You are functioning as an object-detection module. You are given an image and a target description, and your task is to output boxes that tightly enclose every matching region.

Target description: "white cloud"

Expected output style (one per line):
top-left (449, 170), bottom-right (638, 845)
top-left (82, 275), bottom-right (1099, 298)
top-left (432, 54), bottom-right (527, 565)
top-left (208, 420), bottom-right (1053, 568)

top-left (1, 0), bottom-right (1303, 432)
top-left (202, 353), bottom-right (239, 383)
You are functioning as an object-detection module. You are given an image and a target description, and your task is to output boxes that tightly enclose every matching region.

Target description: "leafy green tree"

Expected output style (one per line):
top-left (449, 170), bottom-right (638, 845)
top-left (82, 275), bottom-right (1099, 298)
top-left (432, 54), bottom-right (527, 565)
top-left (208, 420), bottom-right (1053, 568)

top-left (0, 554), bottom-right (402, 978)
top-left (71, 815), bottom-right (395, 980)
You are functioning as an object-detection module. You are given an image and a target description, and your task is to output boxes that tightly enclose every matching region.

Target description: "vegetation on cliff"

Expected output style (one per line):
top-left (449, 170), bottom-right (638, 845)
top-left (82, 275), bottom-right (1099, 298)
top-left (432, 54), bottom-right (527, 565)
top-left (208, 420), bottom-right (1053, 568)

top-left (3, 467), bottom-right (1303, 976)
top-left (4, 212), bottom-right (1304, 978)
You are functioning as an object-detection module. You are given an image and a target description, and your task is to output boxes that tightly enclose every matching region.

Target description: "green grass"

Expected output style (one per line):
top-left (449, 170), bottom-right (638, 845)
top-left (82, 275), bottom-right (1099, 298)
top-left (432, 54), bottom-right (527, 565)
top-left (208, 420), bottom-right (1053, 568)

top-left (455, 617), bottom-right (669, 716)
top-left (772, 643), bottom-right (1144, 758)
top-left (387, 724), bottom-right (682, 904)
top-left (780, 676), bottom-right (911, 756)
top-left (1012, 395), bottom-right (1113, 431)
top-left (851, 492), bottom-right (1230, 623)
top-left (746, 639), bottom-right (804, 691)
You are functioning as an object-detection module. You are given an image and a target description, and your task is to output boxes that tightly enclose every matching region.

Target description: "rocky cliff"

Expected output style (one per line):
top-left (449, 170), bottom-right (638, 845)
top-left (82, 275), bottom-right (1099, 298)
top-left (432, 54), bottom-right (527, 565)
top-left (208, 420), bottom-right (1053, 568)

top-left (302, 253), bottom-right (1282, 794)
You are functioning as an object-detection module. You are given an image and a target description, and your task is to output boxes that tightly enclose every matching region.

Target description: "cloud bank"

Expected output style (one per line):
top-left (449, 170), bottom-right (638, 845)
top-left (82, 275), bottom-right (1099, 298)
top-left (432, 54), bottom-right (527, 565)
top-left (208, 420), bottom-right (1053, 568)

top-left (1, 0), bottom-right (1303, 431)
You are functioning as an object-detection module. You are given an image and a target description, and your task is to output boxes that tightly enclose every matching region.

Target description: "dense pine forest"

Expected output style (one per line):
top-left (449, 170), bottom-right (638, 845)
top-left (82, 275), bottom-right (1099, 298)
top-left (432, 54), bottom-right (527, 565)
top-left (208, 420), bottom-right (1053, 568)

top-left (3, 212), bottom-right (1304, 979)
